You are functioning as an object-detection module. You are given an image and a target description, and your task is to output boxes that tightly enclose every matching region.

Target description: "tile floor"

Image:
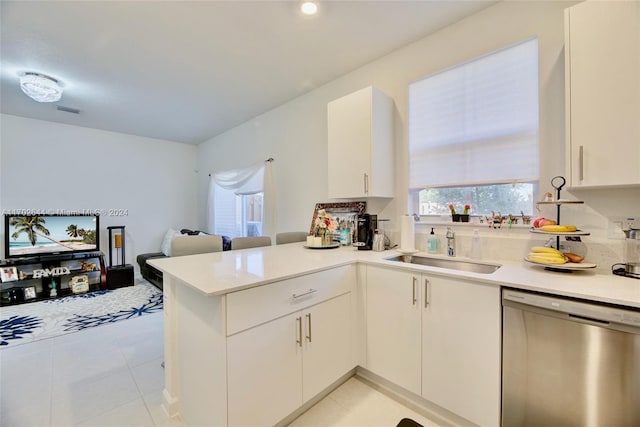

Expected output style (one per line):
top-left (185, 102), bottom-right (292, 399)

top-left (1, 311), bottom-right (442, 427)
top-left (288, 377), bottom-right (442, 427)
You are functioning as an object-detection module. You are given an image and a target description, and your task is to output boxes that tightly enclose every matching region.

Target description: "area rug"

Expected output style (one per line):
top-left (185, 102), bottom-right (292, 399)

top-left (0, 281), bottom-right (163, 348)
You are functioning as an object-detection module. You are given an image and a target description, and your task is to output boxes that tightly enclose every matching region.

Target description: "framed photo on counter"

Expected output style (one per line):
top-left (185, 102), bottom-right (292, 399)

top-left (0, 267), bottom-right (18, 282)
top-left (309, 201), bottom-right (366, 235)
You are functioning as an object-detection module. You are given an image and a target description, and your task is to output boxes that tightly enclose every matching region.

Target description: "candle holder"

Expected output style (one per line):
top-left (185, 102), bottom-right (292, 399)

top-left (106, 226), bottom-right (134, 289)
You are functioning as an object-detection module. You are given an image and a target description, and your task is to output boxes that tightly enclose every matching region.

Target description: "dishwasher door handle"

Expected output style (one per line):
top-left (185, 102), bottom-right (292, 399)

top-left (569, 313), bottom-right (610, 326)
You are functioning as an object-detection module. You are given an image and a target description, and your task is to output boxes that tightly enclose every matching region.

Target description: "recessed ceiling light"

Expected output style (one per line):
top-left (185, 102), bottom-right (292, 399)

top-left (300, 1), bottom-right (318, 16)
top-left (19, 72), bottom-right (63, 103)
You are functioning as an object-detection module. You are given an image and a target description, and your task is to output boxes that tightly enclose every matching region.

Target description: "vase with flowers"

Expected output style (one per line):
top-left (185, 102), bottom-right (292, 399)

top-left (314, 209), bottom-right (338, 246)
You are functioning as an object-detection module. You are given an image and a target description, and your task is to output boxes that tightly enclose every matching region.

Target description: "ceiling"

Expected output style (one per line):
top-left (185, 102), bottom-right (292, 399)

top-left (0, 1), bottom-right (495, 145)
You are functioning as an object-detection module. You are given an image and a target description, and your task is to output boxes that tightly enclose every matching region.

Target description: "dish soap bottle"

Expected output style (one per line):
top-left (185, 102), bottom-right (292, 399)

top-left (469, 229), bottom-right (482, 260)
top-left (427, 228), bottom-right (438, 254)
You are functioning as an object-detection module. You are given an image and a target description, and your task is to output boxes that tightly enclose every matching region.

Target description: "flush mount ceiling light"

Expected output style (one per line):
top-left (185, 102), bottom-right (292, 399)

top-left (19, 72), bottom-right (63, 103)
top-left (300, 1), bottom-right (318, 15)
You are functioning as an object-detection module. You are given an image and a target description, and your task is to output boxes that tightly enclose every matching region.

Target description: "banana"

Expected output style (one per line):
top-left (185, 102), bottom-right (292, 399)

top-left (530, 246), bottom-right (563, 255)
top-left (526, 254), bottom-right (568, 265)
top-left (540, 225), bottom-right (578, 233)
top-left (527, 252), bottom-right (566, 259)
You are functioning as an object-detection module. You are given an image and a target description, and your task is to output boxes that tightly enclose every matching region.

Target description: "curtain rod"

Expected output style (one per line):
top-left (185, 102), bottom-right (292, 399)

top-left (209, 157), bottom-right (274, 176)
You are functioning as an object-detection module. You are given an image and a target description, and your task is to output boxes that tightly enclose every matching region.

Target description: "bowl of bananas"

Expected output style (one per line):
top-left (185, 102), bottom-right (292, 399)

top-left (525, 246), bottom-right (596, 271)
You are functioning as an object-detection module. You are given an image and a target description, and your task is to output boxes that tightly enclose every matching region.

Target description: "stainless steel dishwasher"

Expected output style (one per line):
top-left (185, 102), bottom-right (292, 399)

top-left (502, 289), bottom-right (640, 426)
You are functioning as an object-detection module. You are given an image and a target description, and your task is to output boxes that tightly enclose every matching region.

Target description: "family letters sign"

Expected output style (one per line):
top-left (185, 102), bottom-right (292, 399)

top-left (33, 267), bottom-right (71, 278)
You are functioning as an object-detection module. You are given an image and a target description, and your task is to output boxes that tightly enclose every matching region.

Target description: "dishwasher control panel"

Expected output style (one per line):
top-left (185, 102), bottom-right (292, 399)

top-left (503, 289), bottom-right (640, 329)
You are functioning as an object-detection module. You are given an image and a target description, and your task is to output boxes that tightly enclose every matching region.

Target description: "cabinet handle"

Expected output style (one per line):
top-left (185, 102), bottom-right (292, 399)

top-left (364, 173), bottom-right (369, 194)
top-left (292, 289), bottom-right (317, 299)
top-left (579, 145), bottom-right (584, 182)
top-left (412, 277), bottom-right (417, 305)
top-left (305, 313), bottom-right (312, 342)
top-left (424, 279), bottom-right (429, 308)
top-left (296, 316), bottom-right (302, 347)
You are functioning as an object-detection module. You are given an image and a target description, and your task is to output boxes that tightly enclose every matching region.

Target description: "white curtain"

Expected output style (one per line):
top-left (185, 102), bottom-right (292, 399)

top-left (206, 159), bottom-right (276, 240)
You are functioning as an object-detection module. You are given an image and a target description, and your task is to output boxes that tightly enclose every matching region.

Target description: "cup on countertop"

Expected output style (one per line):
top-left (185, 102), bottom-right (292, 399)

top-left (306, 235), bottom-right (323, 247)
top-left (339, 228), bottom-right (351, 246)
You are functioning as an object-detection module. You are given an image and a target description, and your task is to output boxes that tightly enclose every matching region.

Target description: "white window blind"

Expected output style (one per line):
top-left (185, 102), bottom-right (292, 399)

top-left (409, 38), bottom-right (539, 189)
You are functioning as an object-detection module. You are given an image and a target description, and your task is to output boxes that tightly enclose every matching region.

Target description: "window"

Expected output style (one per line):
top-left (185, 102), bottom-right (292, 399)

top-left (208, 160), bottom-right (275, 239)
top-left (409, 38), bottom-right (539, 216)
top-left (418, 183), bottom-right (536, 216)
top-left (213, 188), bottom-right (263, 238)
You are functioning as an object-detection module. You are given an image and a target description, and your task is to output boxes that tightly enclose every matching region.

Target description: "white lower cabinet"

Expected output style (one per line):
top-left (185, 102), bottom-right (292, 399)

top-left (421, 274), bottom-right (501, 427)
top-left (365, 265), bottom-right (501, 426)
top-left (303, 294), bottom-right (355, 401)
top-left (366, 267), bottom-right (421, 394)
top-left (227, 293), bottom-right (354, 426)
top-left (227, 310), bottom-right (302, 427)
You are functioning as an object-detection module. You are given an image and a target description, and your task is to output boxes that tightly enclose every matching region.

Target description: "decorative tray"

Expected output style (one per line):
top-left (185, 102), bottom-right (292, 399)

top-left (304, 243), bottom-right (340, 250)
top-left (529, 229), bottom-right (591, 236)
top-left (524, 258), bottom-right (597, 270)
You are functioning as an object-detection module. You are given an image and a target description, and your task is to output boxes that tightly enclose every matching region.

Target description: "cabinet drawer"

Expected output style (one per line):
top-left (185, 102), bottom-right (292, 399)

top-left (226, 265), bottom-right (355, 336)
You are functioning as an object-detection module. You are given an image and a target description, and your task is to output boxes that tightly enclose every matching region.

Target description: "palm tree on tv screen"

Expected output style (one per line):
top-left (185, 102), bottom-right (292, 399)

top-left (66, 224), bottom-right (79, 238)
top-left (10, 216), bottom-right (50, 246)
top-left (66, 224), bottom-right (95, 244)
top-left (10, 216), bottom-right (75, 249)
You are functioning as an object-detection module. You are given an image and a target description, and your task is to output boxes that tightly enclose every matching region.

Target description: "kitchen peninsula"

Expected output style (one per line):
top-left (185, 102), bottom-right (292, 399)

top-left (149, 243), bottom-right (640, 426)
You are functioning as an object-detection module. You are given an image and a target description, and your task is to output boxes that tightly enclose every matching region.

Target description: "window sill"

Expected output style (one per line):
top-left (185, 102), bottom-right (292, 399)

top-left (415, 217), bottom-right (533, 230)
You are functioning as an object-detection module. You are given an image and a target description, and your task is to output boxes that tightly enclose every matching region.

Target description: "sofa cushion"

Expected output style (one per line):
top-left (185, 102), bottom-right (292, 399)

top-left (180, 229), bottom-right (232, 251)
top-left (136, 252), bottom-right (166, 268)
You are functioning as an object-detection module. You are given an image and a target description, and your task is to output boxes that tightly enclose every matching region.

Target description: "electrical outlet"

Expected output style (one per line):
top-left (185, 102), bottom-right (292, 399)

top-left (609, 216), bottom-right (639, 239)
top-left (608, 217), bottom-right (626, 239)
top-left (624, 217), bottom-right (639, 230)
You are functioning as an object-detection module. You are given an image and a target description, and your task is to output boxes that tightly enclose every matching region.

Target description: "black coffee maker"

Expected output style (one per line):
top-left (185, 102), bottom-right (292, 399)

top-left (355, 214), bottom-right (377, 250)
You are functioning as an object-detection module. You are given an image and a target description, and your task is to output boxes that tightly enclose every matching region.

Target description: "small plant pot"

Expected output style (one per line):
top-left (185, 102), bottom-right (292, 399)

top-left (452, 214), bottom-right (470, 223)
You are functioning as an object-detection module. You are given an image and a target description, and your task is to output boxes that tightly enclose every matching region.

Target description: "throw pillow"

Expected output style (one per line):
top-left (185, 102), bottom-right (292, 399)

top-left (161, 228), bottom-right (180, 256)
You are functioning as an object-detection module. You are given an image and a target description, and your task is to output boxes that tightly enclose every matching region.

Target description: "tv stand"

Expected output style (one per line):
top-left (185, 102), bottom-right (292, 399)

top-left (0, 251), bottom-right (106, 306)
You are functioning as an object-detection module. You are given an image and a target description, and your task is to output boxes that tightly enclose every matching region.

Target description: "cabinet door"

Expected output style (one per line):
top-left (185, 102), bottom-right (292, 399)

top-left (327, 86), bottom-right (394, 198)
top-left (328, 87), bottom-right (373, 198)
top-left (302, 293), bottom-right (355, 401)
top-left (421, 276), bottom-right (501, 427)
top-left (227, 311), bottom-right (303, 426)
top-left (365, 266), bottom-right (421, 395)
top-left (566, 1), bottom-right (640, 187)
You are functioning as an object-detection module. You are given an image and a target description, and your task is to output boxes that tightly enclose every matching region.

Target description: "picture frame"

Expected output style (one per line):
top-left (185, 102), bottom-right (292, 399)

top-left (309, 201), bottom-right (366, 236)
top-left (23, 286), bottom-right (37, 300)
top-left (0, 266), bottom-right (18, 282)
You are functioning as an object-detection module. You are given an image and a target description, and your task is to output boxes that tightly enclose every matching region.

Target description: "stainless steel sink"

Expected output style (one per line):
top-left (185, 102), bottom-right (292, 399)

top-left (386, 254), bottom-right (501, 274)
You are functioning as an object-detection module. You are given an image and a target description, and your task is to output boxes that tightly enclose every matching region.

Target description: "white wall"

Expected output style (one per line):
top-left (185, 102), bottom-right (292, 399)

top-left (196, 1), bottom-right (639, 267)
top-left (0, 114), bottom-right (198, 266)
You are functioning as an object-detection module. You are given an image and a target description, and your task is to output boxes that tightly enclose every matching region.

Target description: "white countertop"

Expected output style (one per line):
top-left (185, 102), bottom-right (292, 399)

top-left (149, 243), bottom-right (640, 308)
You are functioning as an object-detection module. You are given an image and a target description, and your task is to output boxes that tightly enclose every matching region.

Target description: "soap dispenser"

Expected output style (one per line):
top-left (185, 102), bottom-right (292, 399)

top-left (469, 229), bottom-right (482, 260)
top-left (427, 228), bottom-right (438, 254)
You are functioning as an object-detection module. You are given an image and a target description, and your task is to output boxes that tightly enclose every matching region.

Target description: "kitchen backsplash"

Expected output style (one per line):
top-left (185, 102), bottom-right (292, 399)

top-left (387, 225), bottom-right (624, 275)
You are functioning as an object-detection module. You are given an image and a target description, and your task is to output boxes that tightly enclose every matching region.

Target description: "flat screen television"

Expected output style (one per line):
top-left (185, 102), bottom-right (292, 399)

top-left (4, 214), bottom-right (100, 258)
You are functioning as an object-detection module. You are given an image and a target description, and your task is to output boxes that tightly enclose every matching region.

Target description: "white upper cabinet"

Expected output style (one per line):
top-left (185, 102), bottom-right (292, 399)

top-left (327, 86), bottom-right (394, 198)
top-left (565, 1), bottom-right (640, 188)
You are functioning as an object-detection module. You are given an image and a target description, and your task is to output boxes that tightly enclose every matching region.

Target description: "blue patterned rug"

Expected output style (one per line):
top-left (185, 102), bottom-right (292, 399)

top-left (0, 281), bottom-right (162, 348)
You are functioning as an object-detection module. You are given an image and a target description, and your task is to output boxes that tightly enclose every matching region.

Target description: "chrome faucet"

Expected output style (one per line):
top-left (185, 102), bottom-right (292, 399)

top-left (446, 227), bottom-right (455, 257)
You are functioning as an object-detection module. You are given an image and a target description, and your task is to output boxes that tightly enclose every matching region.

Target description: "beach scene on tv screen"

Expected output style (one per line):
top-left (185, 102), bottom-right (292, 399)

top-left (8, 216), bottom-right (97, 256)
